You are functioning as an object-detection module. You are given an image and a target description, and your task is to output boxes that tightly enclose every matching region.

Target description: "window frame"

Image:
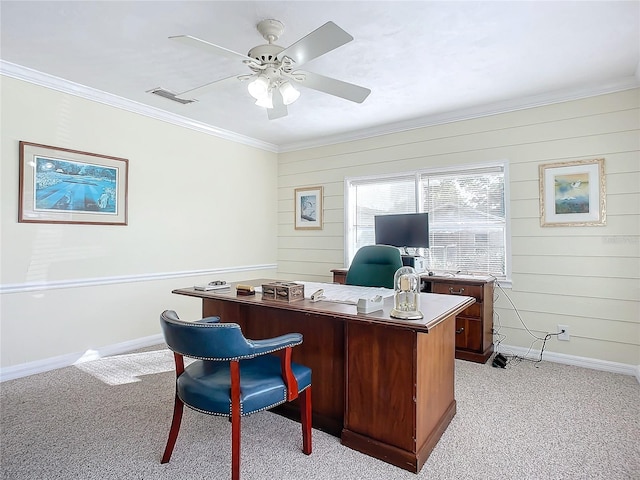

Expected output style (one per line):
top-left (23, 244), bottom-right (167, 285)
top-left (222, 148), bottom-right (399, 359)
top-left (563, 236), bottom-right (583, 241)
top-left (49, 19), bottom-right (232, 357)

top-left (344, 161), bottom-right (512, 282)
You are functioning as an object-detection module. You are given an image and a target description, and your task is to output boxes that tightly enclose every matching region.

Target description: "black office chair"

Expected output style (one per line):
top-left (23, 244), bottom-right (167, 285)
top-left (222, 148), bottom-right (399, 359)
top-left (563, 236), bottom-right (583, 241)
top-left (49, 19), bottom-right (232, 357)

top-left (159, 310), bottom-right (312, 480)
top-left (345, 244), bottom-right (403, 289)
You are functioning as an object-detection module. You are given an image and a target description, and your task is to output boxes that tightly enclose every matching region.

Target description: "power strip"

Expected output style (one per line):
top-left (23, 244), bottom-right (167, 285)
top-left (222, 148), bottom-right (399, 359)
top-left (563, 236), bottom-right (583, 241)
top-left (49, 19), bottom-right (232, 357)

top-left (492, 353), bottom-right (507, 368)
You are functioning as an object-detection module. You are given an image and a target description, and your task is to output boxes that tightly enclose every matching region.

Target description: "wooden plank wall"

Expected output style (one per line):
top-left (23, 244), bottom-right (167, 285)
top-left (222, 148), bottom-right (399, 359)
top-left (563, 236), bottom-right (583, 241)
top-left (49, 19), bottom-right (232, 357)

top-left (276, 89), bottom-right (640, 366)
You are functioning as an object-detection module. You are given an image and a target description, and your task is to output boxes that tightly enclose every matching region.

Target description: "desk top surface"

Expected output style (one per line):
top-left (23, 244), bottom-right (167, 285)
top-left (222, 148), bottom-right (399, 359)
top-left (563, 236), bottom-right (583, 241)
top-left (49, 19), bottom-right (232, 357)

top-left (173, 279), bottom-right (475, 333)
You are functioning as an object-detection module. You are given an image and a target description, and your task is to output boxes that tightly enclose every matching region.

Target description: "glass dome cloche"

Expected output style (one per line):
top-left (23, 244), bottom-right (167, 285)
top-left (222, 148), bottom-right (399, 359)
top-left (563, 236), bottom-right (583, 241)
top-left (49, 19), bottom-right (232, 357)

top-left (390, 266), bottom-right (424, 320)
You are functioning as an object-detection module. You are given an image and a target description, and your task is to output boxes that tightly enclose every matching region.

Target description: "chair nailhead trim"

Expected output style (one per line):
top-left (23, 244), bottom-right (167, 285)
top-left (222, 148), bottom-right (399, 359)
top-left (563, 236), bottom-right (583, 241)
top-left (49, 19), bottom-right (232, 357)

top-left (165, 316), bottom-right (302, 361)
top-left (170, 339), bottom-right (302, 361)
top-left (178, 385), bottom-right (310, 417)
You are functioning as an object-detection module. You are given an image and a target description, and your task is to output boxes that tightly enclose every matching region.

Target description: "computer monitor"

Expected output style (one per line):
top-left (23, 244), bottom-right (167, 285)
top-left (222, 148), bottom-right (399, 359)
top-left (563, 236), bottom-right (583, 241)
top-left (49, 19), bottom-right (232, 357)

top-left (374, 213), bottom-right (430, 253)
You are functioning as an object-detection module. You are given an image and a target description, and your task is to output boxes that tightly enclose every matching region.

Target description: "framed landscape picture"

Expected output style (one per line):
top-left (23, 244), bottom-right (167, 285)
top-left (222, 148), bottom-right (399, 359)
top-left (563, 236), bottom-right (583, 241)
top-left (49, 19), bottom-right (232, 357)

top-left (19, 141), bottom-right (129, 225)
top-left (539, 158), bottom-right (605, 227)
top-left (294, 186), bottom-right (323, 230)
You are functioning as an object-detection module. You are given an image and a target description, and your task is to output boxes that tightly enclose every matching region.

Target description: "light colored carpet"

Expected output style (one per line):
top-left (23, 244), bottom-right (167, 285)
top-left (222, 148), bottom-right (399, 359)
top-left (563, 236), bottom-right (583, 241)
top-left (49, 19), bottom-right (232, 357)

top-left (1, 347), bottom-right (638, 480)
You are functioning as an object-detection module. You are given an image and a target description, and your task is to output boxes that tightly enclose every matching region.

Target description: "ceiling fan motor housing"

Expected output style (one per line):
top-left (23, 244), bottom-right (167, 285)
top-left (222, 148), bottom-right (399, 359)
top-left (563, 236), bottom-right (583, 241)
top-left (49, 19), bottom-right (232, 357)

top-left (247, 43), bottom-right (285, 65)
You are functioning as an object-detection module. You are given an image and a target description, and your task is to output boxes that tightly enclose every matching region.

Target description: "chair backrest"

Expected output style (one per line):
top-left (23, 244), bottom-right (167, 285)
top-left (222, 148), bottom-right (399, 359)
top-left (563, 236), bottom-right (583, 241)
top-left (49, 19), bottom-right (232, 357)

top-left (345, 245), bottom-right (403, 289)
top-left (160, 310), bottom-right (255, 361)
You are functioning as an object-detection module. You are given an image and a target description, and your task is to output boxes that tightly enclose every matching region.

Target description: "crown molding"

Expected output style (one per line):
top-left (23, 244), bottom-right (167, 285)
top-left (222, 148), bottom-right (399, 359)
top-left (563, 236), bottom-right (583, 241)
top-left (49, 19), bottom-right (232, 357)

top-left (278, 75), bottom-right (640, 152)
top-left (0, 60), bottom-right (279, 153)
top-left (2, 60), bottom-right (638, 154)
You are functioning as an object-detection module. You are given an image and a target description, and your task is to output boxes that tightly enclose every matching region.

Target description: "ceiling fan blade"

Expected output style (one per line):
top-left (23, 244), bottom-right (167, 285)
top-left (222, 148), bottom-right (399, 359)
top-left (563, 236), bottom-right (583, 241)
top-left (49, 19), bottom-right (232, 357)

top-left (267, 89), bottom-right (288, 120)
top-left (170, 35), bottom-right (253, 63)
top-left (176, 75), bottom-right (240, 99)
top-left (277, 21), bottom-right (353, 66)
top-left (293, 71), bottom-right (371, 103)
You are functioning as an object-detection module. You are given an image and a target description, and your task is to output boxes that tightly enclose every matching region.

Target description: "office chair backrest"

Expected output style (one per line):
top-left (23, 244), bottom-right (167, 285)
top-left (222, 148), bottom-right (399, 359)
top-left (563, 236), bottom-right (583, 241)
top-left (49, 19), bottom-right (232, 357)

top-left (345, 244), bottom-right (403, 289)
top-left (160, 310), bottom-right (255, 360)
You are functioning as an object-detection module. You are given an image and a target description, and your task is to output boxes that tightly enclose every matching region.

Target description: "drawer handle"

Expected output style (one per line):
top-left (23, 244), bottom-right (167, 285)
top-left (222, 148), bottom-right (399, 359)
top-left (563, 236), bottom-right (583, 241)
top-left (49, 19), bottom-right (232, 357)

top-left (456, 327), bottom-right (465, 334)
top-left (449, 287), bottom-right (465, 295)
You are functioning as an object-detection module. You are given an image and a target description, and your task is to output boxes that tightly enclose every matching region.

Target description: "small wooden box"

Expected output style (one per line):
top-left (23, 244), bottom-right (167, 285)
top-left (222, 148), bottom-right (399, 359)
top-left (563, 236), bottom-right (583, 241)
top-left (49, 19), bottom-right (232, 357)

top-left (261, 281), bottom-right (305, 302)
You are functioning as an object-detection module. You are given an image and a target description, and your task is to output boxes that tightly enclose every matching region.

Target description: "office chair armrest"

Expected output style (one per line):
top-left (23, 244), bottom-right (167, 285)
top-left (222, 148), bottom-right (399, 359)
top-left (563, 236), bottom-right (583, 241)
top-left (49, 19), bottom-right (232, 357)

top-left (248, 333), bottom-right (302, 357)
top-left (279, 346), bottom-right (300, 401)
top-left (249, 335), bottom-right (303, 400)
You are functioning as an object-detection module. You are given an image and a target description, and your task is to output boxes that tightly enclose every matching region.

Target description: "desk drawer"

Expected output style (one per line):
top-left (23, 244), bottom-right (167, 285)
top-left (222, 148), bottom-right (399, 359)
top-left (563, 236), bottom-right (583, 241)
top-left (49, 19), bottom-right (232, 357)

top-left (432, 282), bottom-right (483, 302)
top-left (420, 275), bottom-right (494, 364)
top-left (457, 302), bottom-right (481, 319)
top-left (455, 317), bottom-right (482, 351)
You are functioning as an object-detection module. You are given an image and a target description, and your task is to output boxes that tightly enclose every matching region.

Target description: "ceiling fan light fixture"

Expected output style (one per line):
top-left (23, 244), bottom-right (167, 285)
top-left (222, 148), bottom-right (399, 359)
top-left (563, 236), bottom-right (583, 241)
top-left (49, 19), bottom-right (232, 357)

top-left (255, 91), bottom-right (274, 109)
top-left (247, 75), bottom-right (270, 100)
top-left (279, 81), bottom-right (300, 105)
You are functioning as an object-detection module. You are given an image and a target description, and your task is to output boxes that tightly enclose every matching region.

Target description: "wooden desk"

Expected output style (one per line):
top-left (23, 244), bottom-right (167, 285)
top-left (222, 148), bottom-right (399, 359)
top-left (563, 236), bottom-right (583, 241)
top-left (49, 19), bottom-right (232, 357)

top-left (173, 280), bottom-right (474, 473)
top-left (331, 268), bottom-right (495, 363)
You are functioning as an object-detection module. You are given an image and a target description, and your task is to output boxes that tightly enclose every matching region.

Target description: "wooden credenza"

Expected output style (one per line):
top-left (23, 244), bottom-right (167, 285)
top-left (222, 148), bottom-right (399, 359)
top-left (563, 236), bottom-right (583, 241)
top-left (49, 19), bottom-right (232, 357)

top-left (421, 275), bottom-right (494, 363)
top-left (330, 268), bottom-right (348, 285)
top-left (331, 269), bottom-right (495, 364)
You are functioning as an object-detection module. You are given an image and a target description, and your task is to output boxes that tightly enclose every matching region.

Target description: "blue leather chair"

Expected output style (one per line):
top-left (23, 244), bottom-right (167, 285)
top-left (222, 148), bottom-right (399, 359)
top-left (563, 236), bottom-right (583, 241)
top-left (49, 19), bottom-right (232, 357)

top-left (159, 310), bottom-right (312, 480)
top-left (345, 245), bottom-right (403, 289)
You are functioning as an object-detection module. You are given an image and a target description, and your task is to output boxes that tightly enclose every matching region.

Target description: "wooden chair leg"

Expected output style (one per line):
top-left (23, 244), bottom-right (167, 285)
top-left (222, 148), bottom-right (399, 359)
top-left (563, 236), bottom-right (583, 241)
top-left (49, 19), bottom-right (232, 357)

top-left (230, 361), bottom-right (241, 480)
top-left (161, 393), bottom-right (184, 463)
top-left (231, 409), bottom-right (241, 480)
top-left (299, 386), bottom-right (312, 455)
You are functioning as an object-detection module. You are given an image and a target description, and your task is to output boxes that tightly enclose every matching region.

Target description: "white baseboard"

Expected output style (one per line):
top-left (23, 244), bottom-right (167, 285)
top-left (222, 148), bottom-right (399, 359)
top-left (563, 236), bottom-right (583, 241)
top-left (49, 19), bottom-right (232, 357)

top-left (0, 263), bottom-right (277, 382)
top-left (497, 343), bottom-right (640, 383)
top-left (3, 338), bottom-right (638, 384)
top-left (0, 334), bottom-right (164, 382)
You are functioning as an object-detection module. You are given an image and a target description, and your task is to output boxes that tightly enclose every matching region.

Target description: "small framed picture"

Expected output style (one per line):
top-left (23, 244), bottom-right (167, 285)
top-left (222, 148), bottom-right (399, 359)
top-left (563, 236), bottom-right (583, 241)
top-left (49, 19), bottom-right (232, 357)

top-left (294, 186), bottom-right (323, 230)
top-left (539, 158), bottom-right (606, 227)
top-left (19, 141), bottom-right (129, 225)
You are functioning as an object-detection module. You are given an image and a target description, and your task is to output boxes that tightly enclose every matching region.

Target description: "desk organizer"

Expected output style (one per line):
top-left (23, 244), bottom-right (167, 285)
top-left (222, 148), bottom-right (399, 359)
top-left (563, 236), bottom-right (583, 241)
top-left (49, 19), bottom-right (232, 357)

top-left (261, 281), bottom-right (304, 302)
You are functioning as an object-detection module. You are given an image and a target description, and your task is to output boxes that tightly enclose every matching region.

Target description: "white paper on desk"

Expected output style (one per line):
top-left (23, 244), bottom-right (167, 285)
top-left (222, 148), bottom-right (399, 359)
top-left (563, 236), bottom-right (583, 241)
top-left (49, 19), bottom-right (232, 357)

top-left (294, 281), bottom-right (394, 305)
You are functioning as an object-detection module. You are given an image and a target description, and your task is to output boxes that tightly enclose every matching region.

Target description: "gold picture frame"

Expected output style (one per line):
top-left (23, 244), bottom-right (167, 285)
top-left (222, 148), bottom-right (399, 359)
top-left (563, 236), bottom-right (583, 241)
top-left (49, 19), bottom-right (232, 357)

top-left (294, 186), bottom-right (323, 230)
top-left (539, 158), bottom-right (606, 227)
top-left (19, 141), bottom-right (129, 225)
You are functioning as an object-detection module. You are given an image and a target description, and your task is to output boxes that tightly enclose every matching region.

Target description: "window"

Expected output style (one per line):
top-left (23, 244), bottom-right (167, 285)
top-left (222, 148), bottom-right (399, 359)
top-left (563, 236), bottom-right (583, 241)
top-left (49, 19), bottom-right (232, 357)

top-left (345, 163), bottom-right (509, 279)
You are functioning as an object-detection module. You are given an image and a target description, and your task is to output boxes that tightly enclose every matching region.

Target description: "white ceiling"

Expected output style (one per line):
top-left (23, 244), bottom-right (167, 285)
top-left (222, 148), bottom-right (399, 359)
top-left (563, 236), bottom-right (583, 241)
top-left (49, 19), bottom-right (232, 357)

top-left (1, 1), bottom-right (639, 152)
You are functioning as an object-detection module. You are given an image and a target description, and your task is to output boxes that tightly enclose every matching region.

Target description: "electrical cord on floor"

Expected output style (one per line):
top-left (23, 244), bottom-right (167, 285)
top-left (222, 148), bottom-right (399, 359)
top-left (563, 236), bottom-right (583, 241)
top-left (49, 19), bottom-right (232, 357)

top-left (490, 276), bottom-right (562, 366)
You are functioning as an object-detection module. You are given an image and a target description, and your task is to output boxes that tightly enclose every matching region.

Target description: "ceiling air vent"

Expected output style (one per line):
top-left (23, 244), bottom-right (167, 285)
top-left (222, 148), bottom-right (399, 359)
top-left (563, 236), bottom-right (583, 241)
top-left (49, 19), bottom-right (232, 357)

top-left (147, 87), bottom-right (196, 104)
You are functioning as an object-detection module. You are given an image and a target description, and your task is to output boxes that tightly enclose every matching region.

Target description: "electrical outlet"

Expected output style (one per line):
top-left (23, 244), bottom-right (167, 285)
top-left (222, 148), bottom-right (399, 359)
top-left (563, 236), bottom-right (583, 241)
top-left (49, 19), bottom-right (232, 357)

top-left (557, 324), bottom-right (570, 341)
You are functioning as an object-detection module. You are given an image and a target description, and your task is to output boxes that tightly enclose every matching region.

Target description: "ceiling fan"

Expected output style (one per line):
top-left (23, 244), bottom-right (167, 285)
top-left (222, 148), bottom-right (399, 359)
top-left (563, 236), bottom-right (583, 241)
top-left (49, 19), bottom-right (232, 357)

top-left (165, 19), bottom-right (371, 120)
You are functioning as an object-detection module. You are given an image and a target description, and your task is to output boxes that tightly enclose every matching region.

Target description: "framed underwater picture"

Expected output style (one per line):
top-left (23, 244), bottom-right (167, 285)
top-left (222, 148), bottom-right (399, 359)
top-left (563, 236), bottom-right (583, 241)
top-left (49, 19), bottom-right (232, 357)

top-left (19, 141), bottom-right (128, 225)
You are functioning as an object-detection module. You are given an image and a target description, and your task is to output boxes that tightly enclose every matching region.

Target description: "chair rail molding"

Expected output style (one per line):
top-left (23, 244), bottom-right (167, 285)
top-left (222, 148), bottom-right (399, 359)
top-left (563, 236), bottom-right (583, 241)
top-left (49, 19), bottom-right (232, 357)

top-left (0, 264), bottom-right (277, 294)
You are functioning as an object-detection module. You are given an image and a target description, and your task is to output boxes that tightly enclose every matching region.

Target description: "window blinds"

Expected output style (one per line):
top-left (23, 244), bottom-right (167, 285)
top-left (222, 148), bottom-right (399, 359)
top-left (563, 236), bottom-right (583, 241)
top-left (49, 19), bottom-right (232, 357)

top-left (346, 164), bottom-right (507, 277)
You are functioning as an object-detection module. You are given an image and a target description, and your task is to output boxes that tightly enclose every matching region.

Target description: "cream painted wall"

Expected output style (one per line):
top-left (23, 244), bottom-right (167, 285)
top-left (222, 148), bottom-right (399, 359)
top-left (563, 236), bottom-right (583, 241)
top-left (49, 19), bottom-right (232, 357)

top-left (1, 75), bottom-right (638, 375)
top-left (1, 77), bottom-right (278, 369)
top-left (277, 89), bottom-right (640, 367)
